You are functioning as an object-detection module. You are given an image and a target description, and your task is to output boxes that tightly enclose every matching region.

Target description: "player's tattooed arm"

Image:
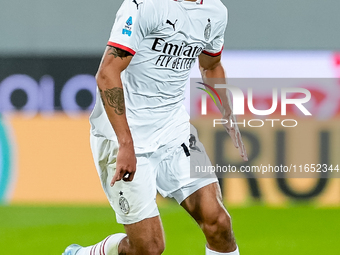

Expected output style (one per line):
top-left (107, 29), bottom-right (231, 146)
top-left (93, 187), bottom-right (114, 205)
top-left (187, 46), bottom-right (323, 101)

top-left (97, 47), bottom-right (131, 114)
top-left (108, 46), bottom-right (133, 59)
top-left (96, 46), bottom-right (136, 185)
top-left (100, 87), bottom-right (125, 115)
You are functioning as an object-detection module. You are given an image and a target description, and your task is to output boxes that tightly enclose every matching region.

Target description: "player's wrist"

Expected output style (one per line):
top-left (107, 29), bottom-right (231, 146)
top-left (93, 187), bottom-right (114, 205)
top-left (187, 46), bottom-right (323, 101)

top-left (118, 139), bottom-right (134, 148)
top-left (222, 107), bottom-right (232, 118)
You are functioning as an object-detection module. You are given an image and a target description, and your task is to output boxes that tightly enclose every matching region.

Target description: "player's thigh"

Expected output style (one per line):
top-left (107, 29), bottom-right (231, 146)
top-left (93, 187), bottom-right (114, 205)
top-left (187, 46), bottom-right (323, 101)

top-left (90, 135), bottom-right (159, 225)
top-left (156, 127), bottom-right (216, 202)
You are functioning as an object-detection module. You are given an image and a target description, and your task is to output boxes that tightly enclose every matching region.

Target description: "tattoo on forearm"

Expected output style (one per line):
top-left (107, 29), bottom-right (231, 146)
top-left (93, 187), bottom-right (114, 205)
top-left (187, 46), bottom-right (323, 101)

top-left (104, 87), bottom-right (125, 115)
top-left (108, 46), bottom-right (133, 59)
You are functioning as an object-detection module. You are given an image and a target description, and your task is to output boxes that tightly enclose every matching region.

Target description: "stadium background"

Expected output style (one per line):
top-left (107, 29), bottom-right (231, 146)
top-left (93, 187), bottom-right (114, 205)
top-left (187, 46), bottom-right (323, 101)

top-left (0, 0), bottom-right (339, 254)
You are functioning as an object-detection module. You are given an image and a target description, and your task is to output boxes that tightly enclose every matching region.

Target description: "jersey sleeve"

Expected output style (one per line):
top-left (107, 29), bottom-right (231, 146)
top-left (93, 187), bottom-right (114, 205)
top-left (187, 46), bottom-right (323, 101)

top-left (107, 0), bottom-right (159, 55)
top-left (202, 8), bottom-right (228, 57)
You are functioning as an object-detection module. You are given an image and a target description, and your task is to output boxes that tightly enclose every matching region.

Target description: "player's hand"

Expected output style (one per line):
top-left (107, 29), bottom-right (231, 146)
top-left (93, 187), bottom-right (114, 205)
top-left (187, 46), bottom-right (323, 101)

top-left (223, 112), bottom-right (248, 161)
top-left (110, 144), bottom-right (137, 186)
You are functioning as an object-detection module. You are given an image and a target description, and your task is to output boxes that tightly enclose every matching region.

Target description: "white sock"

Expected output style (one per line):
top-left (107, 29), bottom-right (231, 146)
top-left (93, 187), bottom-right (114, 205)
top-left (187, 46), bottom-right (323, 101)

top-left (76, 233), bottom-right (127, 255)
top-left (206, 246), bottom-right (239, 255)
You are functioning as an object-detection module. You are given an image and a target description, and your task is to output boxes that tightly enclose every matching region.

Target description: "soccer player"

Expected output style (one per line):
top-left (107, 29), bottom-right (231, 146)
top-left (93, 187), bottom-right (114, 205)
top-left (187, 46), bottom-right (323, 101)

top-left (63, 0), bottom-right (247, 254)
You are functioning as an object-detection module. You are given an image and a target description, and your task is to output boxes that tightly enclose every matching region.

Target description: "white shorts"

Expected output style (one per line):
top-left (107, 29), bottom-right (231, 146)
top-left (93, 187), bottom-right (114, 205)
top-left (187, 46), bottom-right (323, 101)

top-left (90, 125), bottom-right (217, 225)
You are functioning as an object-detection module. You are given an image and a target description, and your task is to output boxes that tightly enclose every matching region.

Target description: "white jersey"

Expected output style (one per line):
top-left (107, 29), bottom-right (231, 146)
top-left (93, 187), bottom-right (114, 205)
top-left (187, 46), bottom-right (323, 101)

top-left (90, 0), bottom-right (228, 153)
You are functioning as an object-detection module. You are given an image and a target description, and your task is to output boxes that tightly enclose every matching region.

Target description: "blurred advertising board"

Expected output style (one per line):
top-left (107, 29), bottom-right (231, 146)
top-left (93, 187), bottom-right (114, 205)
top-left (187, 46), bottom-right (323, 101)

top-left (0, 52), bottom-right (339, 205)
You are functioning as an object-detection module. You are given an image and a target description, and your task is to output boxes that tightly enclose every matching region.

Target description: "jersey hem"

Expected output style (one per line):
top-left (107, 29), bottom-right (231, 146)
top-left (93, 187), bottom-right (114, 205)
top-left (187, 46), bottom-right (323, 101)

top-left (202, 49), bottom-right (223, 57)
top-left (107, 41), bottom-right (136, 55)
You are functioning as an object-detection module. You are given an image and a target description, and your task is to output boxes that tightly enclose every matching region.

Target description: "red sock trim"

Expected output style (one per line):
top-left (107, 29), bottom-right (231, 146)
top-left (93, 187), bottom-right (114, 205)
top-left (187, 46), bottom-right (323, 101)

top-left (101, 236), bottom-right (111, 255)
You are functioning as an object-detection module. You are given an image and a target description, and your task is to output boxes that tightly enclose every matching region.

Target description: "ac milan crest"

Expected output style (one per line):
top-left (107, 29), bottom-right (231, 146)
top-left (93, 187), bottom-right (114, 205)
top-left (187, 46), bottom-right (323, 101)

top-left (119, 196), bottom-right (130, 214)
top-left (204, 18), bottom-right (211, 41)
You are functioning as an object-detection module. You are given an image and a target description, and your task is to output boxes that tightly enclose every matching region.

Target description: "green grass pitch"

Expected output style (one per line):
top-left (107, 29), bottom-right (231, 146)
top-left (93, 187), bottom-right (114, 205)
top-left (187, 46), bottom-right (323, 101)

top-left (0, 203), bottom-right (338, 254)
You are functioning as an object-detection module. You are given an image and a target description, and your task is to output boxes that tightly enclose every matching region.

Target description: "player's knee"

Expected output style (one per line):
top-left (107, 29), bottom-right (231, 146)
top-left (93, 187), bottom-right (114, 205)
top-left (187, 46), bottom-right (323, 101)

top-left (202, 211), bottom-right (232, 242)
top-left (140, 237), bottom-right (165, 255)
top-left (145, 241), bottom-right (165, 255)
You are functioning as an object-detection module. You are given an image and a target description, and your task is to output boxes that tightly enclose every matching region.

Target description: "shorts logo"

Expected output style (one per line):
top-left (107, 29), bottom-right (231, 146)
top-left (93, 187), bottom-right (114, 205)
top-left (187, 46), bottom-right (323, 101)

top-left (119, 191), bottom-right (130, 214)
top-left (122, 17), bottom-right (133, 37)
top-left (204, 18), bottom-right (211, 41)
top-left (189, 134), bottom-right (202, 152)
